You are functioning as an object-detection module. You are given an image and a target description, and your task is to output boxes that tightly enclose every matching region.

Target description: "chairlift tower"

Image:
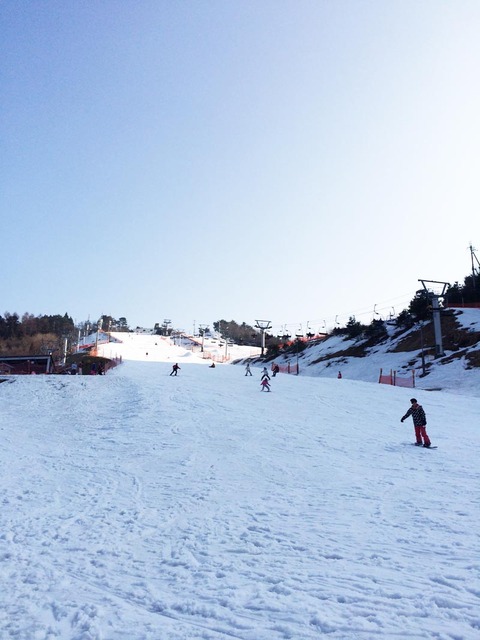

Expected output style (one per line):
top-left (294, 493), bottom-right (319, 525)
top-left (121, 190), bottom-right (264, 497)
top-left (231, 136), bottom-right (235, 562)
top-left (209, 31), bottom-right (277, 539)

top-left (198, 323), bottom-right (208, 352)
top-left (163, 319), bottom-right (172, 336)
top-left (95, 317), bottom-right (103, 352)
top-left (418, 279), bottom-right (450, 358)
top-left (255, 319), bottom-right (272, 356)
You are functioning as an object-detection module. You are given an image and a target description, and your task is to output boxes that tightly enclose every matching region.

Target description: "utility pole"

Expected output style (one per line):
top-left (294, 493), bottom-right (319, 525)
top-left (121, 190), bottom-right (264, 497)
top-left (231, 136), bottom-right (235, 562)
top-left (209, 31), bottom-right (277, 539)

top-left (418, 321), bottom-right (426, 376)
top-left (255, 320), bottom-right (272, 356)
top-left (418, 279), bottom-right (450, 358)
top-left (469, 243), bottom-right (480, 288)
top-left (295, 326), bottom-right (303, 375)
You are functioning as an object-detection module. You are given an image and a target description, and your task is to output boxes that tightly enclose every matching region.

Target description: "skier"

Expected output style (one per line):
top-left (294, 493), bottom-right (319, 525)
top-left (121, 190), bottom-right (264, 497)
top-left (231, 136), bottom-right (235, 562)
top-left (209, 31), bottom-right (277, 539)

top-left (261, 367), bottom-right (270, 381)
top-left (170, 363), bottom-right (180, 376)
top-left (260, 377), bottom-right (271, 392)
top-left (272, 363), bottom-right (280, 377)
top-left (245, 363), bottom-right (252, 376)
top-left (401, 398), bottom-right (432, 447)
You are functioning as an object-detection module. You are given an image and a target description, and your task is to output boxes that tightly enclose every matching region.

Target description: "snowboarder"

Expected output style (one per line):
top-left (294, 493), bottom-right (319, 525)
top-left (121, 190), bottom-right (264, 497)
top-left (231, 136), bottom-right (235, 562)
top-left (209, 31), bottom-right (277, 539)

top-left (260, 378), bottom-right (271, 392)
top-left (245, 363), bottom-right (252, 376)
top-left (170, 363), bottom-right (180, 376)
top-left (401, 398), bottom-right (432, 447)
top-left (209, 362), bottom-right (215, 368)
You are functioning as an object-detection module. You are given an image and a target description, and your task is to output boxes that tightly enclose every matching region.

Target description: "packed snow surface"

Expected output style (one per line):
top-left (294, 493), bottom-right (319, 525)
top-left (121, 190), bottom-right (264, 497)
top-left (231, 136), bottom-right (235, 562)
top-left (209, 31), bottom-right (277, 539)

top-left (1, 333), bottom-right (479, 639)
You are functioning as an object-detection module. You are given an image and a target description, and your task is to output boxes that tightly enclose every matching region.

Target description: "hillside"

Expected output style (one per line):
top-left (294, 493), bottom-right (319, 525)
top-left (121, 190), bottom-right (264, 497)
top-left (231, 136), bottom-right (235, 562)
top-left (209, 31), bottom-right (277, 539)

top-left (245, 308), bottom-right (480, 397)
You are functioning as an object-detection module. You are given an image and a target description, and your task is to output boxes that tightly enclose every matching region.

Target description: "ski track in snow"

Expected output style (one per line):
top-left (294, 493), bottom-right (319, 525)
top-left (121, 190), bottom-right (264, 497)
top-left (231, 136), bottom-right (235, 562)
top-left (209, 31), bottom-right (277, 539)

top-left (1, 341), bottom-right (480, 639)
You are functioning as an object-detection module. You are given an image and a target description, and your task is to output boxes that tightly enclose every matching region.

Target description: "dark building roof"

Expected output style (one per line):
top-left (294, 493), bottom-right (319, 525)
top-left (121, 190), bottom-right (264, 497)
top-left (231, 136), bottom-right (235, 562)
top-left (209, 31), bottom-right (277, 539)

top-left (0, 355), bottom-right (55, 374)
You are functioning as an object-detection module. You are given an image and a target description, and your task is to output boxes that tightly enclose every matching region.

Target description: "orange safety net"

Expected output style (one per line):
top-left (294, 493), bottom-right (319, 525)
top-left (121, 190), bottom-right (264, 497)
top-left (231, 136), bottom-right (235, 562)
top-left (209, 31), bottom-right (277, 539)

top-left (276, 363), bottom-right (299, 375)
top-left (379, 369), bottom-right (415, 387)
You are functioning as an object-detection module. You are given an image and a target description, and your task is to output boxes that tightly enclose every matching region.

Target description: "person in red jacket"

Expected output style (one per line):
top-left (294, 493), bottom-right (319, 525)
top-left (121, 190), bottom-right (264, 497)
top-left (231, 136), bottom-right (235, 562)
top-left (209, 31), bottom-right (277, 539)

top-left (260, 377), bottom-right (271, 392)
top-left (401, 398), bottom-right (431, 447)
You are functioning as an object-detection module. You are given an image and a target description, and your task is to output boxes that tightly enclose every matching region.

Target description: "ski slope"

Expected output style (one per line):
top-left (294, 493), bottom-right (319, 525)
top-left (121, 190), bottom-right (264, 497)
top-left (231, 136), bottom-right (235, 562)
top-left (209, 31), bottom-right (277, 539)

top-left (1, 334), bottom-right (479, 639)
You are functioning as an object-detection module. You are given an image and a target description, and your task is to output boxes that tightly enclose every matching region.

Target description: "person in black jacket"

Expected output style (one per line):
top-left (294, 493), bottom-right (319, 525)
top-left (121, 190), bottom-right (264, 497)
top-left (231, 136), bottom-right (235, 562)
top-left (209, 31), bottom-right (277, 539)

top-left (401, 398), bottom-right (432, 447)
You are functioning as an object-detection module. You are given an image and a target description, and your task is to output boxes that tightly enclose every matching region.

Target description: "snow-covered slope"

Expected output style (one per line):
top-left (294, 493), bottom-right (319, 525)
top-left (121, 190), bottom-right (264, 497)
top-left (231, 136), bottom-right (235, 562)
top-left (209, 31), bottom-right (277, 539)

top-left (1, 332), bottom-right (479, 639)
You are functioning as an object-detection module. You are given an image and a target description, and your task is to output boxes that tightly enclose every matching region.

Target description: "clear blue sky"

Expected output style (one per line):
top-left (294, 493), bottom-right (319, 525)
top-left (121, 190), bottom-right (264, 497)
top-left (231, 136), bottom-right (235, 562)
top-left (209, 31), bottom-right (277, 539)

top-left (2, 1), bottom-right (479, 334)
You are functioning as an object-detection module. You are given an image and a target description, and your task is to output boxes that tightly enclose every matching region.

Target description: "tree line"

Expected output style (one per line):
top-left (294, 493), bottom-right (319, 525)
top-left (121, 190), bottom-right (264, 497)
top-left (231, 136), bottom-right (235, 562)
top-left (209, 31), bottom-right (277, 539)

top-left (0, 312), bottom-right (131, 359)
top-left (0, 312), bottom-right (76, 358)
top-left (443, 270), bottom-right (480, 305)
top-left (212, 320), bottom-right (259, 346)
top-left (0, 312), bottom-right (75, 340)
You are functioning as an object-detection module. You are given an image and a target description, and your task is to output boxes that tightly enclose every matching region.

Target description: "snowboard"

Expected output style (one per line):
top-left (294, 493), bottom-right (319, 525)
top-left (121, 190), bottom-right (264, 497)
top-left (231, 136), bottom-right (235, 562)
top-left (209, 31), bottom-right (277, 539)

top-left (410, 443), bottom-right (438, 449)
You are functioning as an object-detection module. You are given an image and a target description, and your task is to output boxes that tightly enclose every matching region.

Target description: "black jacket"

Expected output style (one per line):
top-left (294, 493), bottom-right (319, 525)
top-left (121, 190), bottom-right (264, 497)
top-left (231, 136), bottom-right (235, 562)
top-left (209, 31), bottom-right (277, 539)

top-left (402, 404), bottom-right (427, 427)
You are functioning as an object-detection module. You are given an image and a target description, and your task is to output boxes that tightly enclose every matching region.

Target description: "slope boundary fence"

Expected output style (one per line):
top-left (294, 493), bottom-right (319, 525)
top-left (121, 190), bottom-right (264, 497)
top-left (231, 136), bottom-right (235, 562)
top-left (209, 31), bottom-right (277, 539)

top-left (379, 368), bottom-right (415, 388)
top-left (276, 363), bottom-right (299, 375)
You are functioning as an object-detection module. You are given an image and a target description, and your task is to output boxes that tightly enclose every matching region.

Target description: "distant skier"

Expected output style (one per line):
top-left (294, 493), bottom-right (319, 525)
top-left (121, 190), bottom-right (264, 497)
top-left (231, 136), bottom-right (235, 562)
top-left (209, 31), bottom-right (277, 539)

top-left (261, 367), bottom-right (270, 381)
top-left (272, 363), bottom-right (280, 377)
top-left (337, 371), bottom-right (342, 379)
top-left (245, 363), bottom-right (252, 376)
top-left (260, 377), bottom-right (271, 392)
top-left (401, 398), bottom-right (432, 447)
top-left (209, 362), bottom-right (215, 368)
top-left (170, 363), bottom-right (180, 376)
